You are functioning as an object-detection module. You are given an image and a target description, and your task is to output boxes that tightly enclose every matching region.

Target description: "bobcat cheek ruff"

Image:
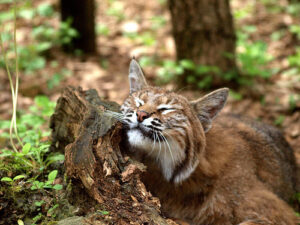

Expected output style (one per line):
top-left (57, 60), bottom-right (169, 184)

top-left (119, 59), bottom-right (228, 183)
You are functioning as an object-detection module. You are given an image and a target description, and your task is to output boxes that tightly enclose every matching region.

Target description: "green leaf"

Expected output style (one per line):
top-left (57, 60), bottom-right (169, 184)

top-left (43, 182), bottom-right (53, 188)
top-left (96, 24), bottom-right (110, 36)
top-left (53, 184), bottom-right (63, 190)
top-left (38, 181), bottom-right (45, 189)
top-left (45, 153), bottom-right (65, 166)
top-left (179, 59), bottom-right (195, 70)
top-left (0, 11), bottom-right (14, 22)
top-left (34, 200), bottom-right (45, 207)
top-left (229, 90), bottom-right (243, 101)
top-left (1, 177), bottom-right (13, 182)
top-left (98, 210), bottom-right (110, 215)
top-left (17, 220), bottom-right (24, 225)
top-left (19, 9), bottom-right (35, 20)
top-left (48, 170), bottom-right (58, 182)
top-left (22, 143), bottom-right (31, 154)
top-left (13, 175), bottom-right (26, 181)
top-left (274, 115), bottom-right (285, 126)
top-left (37, 3), bottom-right (54, 17)
top-left (36, 42), bottom-right (52, 52)
top-left (34, 95), bottom-right (50, 108)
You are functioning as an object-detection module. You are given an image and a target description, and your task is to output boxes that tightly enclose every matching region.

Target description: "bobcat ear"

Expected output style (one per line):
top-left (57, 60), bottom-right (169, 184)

top-left (190, 88), bottom-right (229, 132)
top-left (129, 59), bottom-right (147, 93)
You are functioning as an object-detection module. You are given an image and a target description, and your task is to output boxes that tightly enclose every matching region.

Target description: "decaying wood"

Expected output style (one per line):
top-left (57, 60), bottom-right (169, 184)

top-left (50, 86), bottom-right (177, 225)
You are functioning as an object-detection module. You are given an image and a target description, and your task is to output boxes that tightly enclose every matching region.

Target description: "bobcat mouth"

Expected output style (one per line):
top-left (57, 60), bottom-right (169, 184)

top-left (130, 124), bottom-right (164, 142)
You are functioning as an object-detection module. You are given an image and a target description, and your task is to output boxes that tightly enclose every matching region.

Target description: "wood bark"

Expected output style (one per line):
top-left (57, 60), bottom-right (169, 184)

top-left (60, 0), bottom-right (96, 53)
top-left (168, 0), bottom-right (238, 86)
top-left (50, 86), bottom-right (177, 225)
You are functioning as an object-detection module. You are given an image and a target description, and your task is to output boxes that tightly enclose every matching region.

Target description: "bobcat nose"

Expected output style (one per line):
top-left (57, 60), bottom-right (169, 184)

top-left (136, 110), bottom-right (149, 122)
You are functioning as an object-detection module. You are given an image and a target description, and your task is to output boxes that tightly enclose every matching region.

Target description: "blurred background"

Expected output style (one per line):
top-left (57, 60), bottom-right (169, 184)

top-left (0, 0), bottom-right (299, 223)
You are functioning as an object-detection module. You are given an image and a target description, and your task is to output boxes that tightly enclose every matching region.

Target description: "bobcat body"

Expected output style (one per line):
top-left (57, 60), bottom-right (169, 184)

top-left (118, 59), bottom-right (297, 225)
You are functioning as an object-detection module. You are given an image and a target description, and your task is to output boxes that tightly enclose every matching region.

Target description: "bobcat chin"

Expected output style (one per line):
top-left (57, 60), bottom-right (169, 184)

top-left (117, 59), bottom-right (297, 225)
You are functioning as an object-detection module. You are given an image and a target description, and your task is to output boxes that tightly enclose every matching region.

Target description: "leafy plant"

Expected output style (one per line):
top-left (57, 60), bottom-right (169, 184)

top-left (37, 3), bottom-right (55, 17)
top-left (288, 94), bottom-right (300, 112)
top-left (0, 96), bottom-right (64, 173)
top-left (233, 2), bottom-right (254, 20)
top-left (286, 2), bottom-right (300, 16)
top-left (123, 31), bottom-right (156, 46)
top-left (96, 24), bottom-right (110, 36)
top-left (31, 170), bottom-right (62, 191)
top-left (47, 68), bottom-right (72, 89)
top-left (0, 2), bottom-right (69, 224)
top-left (0, 3), bottom-right (78, 74)
top-left (289, 24), bottom-right (300, 40)
top-left (106, 1), bottom-right (125, 21)
top-left (236, 29), bottom-right (275, 85)
top-left (58, 18), bottom-right (79, 46)
top-left (288, 48), bottom-right (300, 69)
top-left (157, 59), bottom-right (220, 89)
top-left (153, 24), bottom-right (274, 89)
top-left (151, 16), bottom-right (167, 30)
top-left (1, 174), bottom-right (26, 185)
top-left (274, 115), bottom-right (285, 126)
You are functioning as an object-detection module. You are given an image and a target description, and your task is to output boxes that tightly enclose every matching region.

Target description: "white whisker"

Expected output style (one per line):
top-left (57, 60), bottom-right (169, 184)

top-left (148, 131), bottom-right (157, 157)
top-left (160, 131), bottom-right (175, 167)
top-left (157, 132), bottom-right (162, 162)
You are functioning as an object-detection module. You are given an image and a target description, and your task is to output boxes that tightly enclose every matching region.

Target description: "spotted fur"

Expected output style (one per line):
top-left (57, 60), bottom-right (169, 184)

top-left (115, 59), bottom-right (298, 225)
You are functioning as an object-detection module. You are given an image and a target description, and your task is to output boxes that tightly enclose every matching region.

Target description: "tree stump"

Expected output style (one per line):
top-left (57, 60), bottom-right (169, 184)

top-left (50, 86), bottom-right (177, 225)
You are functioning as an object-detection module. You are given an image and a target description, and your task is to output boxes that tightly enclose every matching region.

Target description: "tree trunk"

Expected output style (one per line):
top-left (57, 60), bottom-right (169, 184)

top-left (49, 86), bottom-right (177, 225)
top-left (168, 0), bottom-right (238, 87)
top-left (60, 0), bottom-right (96, 53)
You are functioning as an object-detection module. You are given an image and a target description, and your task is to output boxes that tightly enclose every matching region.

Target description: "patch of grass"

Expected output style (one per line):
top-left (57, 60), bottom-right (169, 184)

top-left (0, 96), bottom-right (63, 174)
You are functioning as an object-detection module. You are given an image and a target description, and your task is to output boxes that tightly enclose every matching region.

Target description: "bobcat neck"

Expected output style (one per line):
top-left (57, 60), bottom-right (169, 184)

top-left (139, 115), bottom-right (297, 225)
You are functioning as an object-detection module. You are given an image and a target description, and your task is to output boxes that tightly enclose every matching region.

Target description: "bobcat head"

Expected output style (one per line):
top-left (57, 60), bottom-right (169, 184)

top-left (117, 59), bottom-right (229, 183)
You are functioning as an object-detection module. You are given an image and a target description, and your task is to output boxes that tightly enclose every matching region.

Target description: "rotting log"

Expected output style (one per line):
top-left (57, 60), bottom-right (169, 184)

top-left (50, 86), bottom-right (177, 225)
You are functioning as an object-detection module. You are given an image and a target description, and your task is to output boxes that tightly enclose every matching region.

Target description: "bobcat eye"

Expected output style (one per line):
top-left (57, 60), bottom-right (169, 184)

top-left (158, 107), bottom-right (169, 112)
top-left (157, 107), bottom-right (176, 115)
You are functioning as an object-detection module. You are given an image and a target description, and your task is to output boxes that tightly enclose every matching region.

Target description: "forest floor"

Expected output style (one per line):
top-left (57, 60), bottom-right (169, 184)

top-left (0, 0), bottom-right (300, 223)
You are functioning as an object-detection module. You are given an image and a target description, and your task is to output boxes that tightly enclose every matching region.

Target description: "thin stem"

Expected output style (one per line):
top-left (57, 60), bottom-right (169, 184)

top-left (13, 0), bottom-right (23, 147)
top-left (0, 30), bottom-right (18, 153)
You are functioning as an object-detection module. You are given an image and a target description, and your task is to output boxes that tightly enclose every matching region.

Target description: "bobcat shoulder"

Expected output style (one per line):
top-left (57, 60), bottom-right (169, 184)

top-left (114, 59), bottom-right (298, 225)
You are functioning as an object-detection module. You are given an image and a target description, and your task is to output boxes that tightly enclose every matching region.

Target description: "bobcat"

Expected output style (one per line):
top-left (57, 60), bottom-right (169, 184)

top-left (116, 59), bottom-right (298, 225)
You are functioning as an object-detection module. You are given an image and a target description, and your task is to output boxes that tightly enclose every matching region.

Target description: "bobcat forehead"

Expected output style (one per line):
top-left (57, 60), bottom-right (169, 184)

top-left (134, 97), bottom-right (144, 107)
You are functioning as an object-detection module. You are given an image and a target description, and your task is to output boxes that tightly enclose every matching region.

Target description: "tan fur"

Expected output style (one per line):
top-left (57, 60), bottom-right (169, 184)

top-left (120, 60), bottom-right (298, 225)
top-left (140, 115), bottom-right (297, 224)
